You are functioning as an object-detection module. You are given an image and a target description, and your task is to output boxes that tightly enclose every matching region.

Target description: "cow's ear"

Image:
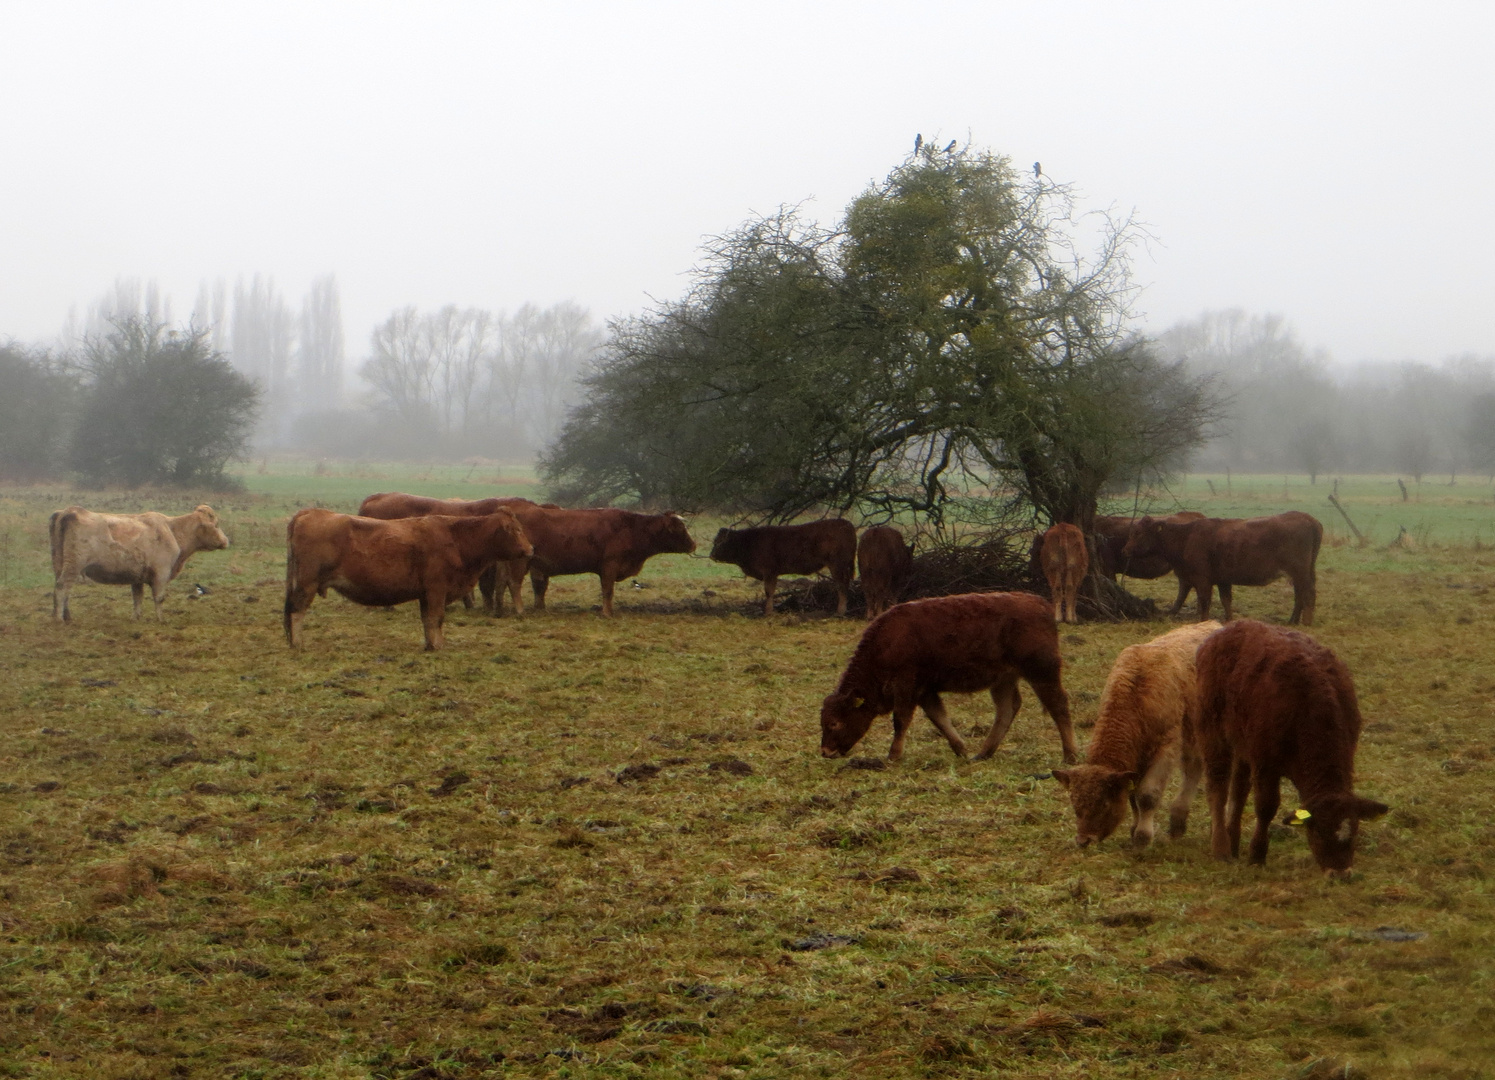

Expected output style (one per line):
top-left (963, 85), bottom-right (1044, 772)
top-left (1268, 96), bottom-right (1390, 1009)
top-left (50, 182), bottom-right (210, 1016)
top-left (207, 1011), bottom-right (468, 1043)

top-left (1052, 768), bottom-right (1072, 789)
top-left (196, 504), bottom-right (216, 520)
top-left (1350, 796), bottom-right (1389, 821)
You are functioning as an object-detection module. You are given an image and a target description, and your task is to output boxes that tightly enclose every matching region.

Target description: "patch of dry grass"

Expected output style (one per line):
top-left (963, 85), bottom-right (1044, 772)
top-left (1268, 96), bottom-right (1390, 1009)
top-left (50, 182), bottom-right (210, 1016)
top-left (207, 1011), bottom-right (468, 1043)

top-left (0, 476), bottom-right (1491, 1078)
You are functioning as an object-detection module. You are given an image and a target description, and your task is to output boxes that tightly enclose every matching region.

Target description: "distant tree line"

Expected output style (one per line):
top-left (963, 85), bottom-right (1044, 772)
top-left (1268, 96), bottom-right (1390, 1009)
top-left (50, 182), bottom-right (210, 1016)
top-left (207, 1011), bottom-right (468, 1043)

top-left (299, 301), bottom-right (601, 460)
top-left (0, 320), bottom-right (260, 487)
top-left (1162, 310), bottom-right (1495, 483)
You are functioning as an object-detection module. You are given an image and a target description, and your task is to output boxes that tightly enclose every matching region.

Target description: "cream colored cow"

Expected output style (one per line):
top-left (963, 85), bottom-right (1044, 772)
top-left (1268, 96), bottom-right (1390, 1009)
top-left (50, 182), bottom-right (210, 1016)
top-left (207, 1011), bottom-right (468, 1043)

top-left (50, 504), bottom-right (229, 622)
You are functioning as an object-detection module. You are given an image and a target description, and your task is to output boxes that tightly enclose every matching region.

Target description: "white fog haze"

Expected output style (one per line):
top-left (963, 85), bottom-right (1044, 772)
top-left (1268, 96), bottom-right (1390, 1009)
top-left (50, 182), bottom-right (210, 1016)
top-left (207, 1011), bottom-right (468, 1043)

top-left (2, 1), bottom-right (1492, 403)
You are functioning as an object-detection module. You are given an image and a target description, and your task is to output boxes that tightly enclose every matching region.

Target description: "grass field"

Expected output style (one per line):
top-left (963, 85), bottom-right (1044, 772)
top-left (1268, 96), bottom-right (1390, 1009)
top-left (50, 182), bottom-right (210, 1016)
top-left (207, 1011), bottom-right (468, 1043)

top-left (1, 468), bottom-right (1492, 1078)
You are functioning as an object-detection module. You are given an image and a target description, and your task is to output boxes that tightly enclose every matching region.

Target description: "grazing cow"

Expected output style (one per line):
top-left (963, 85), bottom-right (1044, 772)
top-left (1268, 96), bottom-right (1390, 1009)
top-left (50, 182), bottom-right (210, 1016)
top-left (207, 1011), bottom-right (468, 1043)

top-left (283, 508), bottom-right (532, 650)
top-left (857, 526), bottom-right (913, 619)
top-left (50, 505), bottom-right (229, 622)
top-left (1195, 619), bottom-right (1388, 876)
top-left (1039, 523), bottom-right (1088, 624)
top-left (1053, 621), bottom-right (1221, 848)
top-left (710, 519), bottom-right (857, 616)
top-left (489, 507), bottom-right (697, 617)
top-left (819, 591), bottom-right (1078, 764)
top-left (1122, 511), bottom-right (1323, 625)
top-left (358, 492), bottom-right (537, 612)
top-left (1094, 511), bottom-right (1205, 612)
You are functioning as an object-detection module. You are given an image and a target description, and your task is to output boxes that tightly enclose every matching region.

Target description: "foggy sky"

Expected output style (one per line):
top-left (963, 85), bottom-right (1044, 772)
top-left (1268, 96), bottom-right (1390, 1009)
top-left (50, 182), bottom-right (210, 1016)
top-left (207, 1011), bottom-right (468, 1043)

top-left (2, 1), bottom-right (1491, 364)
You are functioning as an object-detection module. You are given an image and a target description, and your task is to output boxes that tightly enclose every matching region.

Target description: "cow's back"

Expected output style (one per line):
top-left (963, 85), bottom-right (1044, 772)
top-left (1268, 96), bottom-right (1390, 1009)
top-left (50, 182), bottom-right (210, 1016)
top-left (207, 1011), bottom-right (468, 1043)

top-left (860, 591), bottom-right (1058, 692)
top-left (1201, 512), bottom-right (1322, 584)
top-left (359, 492), bottom-right (508, 520)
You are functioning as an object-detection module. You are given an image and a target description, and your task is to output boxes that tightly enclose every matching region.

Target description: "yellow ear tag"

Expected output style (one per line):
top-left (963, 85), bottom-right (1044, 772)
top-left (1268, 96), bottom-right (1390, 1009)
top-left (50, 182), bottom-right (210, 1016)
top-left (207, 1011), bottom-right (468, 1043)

top-left (1291, 808), bottom-right (1312, 825)
top-left (851, 697), bottom-right (865, 708)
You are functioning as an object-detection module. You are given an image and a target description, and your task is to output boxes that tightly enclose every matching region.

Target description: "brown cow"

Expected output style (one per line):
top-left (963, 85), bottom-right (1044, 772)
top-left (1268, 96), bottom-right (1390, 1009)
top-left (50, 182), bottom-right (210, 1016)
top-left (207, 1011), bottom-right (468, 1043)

top-left (1039, 523), bottom-right (1087, 624)
top-left (1053, 621), bottom-right (1220, 848)
top-left (857, 526), bottom-right (913, 619)
top-left (358, 492), bottom-right (537, 613)
top-left (501, 507), bottom-right (697, 617)
top-left (710, 520), bottom-right (856, 616)
top-left (820, 591), bottom-right (1078, 764)
top-left (50, 504), bottom-right (229, 622)
top-left (1122, 510), bottom-right (1323, 625)
top-left (1094, 511), bottom-right (1205, 613)
top-left (283, 508), bottom-right (532, 650)
top-left (1195, 619), bottom-right (1388, 876)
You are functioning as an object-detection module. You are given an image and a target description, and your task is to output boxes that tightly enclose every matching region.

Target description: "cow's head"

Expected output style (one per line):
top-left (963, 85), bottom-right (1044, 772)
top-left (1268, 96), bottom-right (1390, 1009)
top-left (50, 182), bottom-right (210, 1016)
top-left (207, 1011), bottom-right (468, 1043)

top-left (190, 505), bottom-right (230, 552)
top-left (709, 527), bottom-right (739, 563)
top-left (493, 509), bottom-right (534, 560)
top-left (1052, 766), bottom-right (1138, 847)
top-left (819, 690), bottom-right (882, 757)
top-left (653, 512), bottom-right (696, 555)
top-left (1119, 517), bottom-right (1160, 560)
top-left (1298, 793), bottom-right (1389, 877)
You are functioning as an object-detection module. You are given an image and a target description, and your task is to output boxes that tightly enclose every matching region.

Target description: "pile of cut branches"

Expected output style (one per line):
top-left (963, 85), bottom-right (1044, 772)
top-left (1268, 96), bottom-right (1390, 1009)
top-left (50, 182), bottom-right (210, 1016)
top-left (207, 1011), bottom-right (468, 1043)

top-left (774, 531), bottom-right (1157, 621)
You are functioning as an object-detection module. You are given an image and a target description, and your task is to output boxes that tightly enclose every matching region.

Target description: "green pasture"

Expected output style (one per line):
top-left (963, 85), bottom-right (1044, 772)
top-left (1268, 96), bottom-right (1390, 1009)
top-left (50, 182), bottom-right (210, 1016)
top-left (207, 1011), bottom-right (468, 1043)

top-left (0, 467), bottom-right (1491, 1078)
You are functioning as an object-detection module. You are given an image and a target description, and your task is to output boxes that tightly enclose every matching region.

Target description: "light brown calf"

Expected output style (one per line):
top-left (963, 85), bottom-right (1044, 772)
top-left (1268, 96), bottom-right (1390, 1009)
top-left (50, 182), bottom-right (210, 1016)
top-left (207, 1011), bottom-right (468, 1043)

top-left (1040, 523), bottom-right (1088, 624)
top-left (1053, 621), bottom-right (1221, 847)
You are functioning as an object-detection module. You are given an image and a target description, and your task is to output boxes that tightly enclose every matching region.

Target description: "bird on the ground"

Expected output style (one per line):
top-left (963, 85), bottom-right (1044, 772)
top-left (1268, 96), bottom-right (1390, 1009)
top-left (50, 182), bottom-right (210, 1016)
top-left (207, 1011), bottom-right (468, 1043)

top-left (193, 583), bottom-right (210, 596)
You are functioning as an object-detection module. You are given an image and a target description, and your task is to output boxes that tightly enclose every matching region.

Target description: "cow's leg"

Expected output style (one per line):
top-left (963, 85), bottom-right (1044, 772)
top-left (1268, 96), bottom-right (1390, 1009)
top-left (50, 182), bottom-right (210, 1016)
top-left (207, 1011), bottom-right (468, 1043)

top-left (973, 674), bottom-right (1022, 761)
top-left (834, 578), bottom-right (848, 617)
top-left (131, 583), bottom-right (145, 620)
top-left (599, 573), bottom-right (616, 617)
top-left (888, 696), bottom-right (917, 762)
top-left (530, 568), bottom-right (549, 612)
top-left (419, 594), bottom-right (445, 651)
top-left (54, 576), bottom-right (71, 622)
top-left (920, 691), bottom-right (969, 758)
top-left (1195, 581), bottom-right (1214, 622)
top-left (762, 575), bottom-right (778, 617)
top-left (1067, 580), bottom-right (1080, 624)
top-left (1205, 752), bottom-right (1234, 859)
top-left (284, 587), bottom-right (313, 647)
top-left (1026, 672), bottom-right (1078, 764)
top-left (1289, 570), bottom-right (1315, 626)
top-left (1166, 576), bottom-right (1191, 615)
top-left (477, 565), bottom-right (498, 616)
top-left (1247, 770), bottom-right (1281, 866)
top-left (507, 559), bottom-right (527, 615)
top-left (1224, 759), bottom-right (1252, 859)
top-left (461, 590), bottom-right (475, 610)
top-left (1218, 583), bottom-right (1234, 622)
top-left (150, 575), bottom-right (168, 622)
top-left (1170, 741), bottom-right (1204, 839)
top-left (1130, 752), bottom-right (1176, 848)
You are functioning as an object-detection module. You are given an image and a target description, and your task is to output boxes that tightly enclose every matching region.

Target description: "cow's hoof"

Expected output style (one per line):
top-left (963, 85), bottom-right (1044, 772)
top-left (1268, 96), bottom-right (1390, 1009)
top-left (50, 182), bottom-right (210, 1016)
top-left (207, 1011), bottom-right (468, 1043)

top-left (971, 750), bottom-right (993, 762)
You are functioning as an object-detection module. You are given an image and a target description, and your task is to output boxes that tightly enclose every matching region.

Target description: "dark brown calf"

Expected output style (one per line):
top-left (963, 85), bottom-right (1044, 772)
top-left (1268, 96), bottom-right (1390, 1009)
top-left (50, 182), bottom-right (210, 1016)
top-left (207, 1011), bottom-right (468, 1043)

top-left (820, 591), bottom-right (1077, 764)
top-left (1195, 619), bottom-right (1388, 876)
top-left (1094, 511), bottom-right (1204, 613)
top-left (710, 519), bottom-right (857, 616)
top-left (857, 526), bottom-right (913, 619)
top-left (1122, 511), bottom-right (1323, 624)
top-left (507, 507), bottom-right (697, 616)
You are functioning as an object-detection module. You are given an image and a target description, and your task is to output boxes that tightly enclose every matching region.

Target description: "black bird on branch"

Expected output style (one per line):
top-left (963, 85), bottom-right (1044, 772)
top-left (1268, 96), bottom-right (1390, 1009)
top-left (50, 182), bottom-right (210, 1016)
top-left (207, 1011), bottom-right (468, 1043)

top-left (914, 133), bottom-right (923, 155)
top-left (944, 140), bottom-right (957, 154)
top-left (1033, 161), bottom-right (1042, 178)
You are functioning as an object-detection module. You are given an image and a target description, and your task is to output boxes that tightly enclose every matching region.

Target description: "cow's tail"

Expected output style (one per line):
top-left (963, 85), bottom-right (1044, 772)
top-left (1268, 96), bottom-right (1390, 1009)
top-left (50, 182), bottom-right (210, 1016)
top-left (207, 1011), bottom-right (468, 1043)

top-left (49, 509), bottom-right (79, 580)
top-left (283, 513), bottom-right (300, 641)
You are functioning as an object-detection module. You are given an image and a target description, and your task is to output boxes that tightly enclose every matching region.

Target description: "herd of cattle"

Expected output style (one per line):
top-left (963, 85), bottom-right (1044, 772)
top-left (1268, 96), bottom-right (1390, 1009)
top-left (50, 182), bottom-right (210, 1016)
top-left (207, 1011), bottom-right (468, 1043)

top-left (43, 496), bottom-right (1383, 876)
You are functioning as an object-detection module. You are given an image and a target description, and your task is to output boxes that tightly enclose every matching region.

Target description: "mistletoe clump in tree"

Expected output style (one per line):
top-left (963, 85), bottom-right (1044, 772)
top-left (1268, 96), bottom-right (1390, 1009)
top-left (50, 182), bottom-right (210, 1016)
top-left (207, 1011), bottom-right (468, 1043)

top-left (542, 143), bottom-right (1218, 532)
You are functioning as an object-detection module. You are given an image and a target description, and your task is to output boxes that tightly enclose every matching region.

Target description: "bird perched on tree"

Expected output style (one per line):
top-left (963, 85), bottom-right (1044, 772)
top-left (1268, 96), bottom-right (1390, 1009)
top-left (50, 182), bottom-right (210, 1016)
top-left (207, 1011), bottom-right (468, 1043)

top-left (945, 140), bottom-right (957, 153)
top-left (914, 133), bottom-right (923, 155)
top-left (1033, 161), bottom-right (1042, 178)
